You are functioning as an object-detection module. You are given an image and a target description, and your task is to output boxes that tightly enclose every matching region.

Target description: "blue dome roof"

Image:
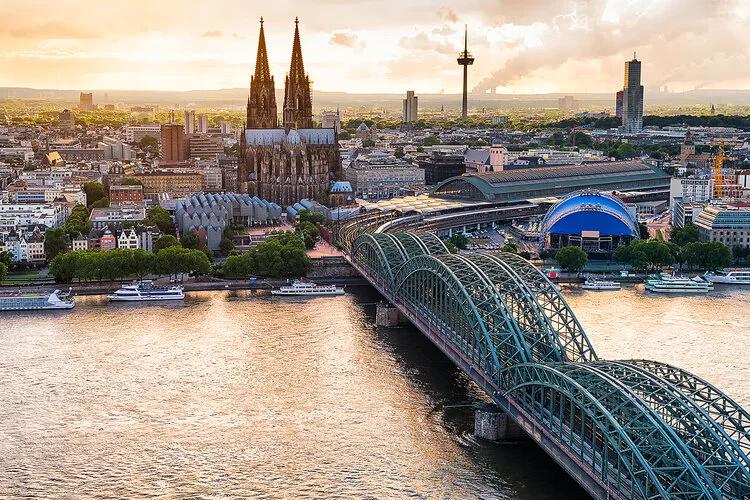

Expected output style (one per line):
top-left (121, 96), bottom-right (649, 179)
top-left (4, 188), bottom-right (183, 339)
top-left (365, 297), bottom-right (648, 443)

top-left (542, 190), bottom-right (639, 238)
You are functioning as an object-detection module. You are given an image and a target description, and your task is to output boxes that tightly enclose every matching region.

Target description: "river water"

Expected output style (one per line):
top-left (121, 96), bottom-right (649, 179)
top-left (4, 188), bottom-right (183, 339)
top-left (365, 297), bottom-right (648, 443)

top-left (0, 284), bottom-right (748, 498)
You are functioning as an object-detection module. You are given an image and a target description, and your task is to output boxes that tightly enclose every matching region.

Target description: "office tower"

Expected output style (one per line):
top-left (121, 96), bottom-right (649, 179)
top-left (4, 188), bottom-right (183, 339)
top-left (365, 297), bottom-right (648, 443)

top-left (403, 91), bottom-right (418, 123)
top-left (161, 124), bottom-right (186, 161)
top-left (615, 90), bottom-right (623, 119)
top-left (184, 110), bottom-right (195, 134)
top-left (197, 114), bottom-right (209, 134)
top-left (621, 54), bottom-right (644, 133)
top-left (78, 92), bottom-right (94, 111)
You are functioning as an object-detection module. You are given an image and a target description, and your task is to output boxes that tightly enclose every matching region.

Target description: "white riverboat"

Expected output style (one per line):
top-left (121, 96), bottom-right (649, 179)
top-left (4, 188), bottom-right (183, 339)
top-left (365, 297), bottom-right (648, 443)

top-left (0, 289), bottom-right (75, 311)
top-left (107, 280), bottom-right (185, 301)
top-left (703, 269), bottom-right (750, 285)
top-left (645, 273), bottom-right (711, 294)
top-left (271, 280), bottom-right (345, 296)
top-left (582, 278), bottom-right (621, 291)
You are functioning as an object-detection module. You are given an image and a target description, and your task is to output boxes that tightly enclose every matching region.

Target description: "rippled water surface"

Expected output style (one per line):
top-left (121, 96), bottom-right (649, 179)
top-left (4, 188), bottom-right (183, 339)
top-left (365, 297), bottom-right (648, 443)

top-left (0, 284), bottom-right (747, 498)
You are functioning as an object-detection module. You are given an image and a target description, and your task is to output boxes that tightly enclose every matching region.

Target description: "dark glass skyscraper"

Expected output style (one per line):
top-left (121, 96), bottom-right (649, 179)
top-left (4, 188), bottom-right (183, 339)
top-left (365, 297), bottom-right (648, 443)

top-left (621, 54), bottom-right (643, 133)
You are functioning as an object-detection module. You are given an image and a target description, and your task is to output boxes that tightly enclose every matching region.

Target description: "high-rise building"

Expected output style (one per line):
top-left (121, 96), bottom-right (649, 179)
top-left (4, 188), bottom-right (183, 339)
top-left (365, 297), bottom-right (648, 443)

top-left (620, 54), bottom-right (644, 133)
top-left (197, 114), bottom-right (209, 134)
top-left (558, 96), bottom-right (577, 112)
top-left (184, 111), bottom-right (195, 134)
top-left (403, 91), bottom-right (418, 123)
top-left (615, 90), bottom-right (623, 119)
top-left (220, 121), bottom-right (232, 135)
top-left (59, 109), bottom-right (76, 132)
top-left (161, 124), bottom-right (186, 161)
top-left (78, 92), bottom-right (95, 111)
top-left (321, 109), bottom-right (342, 133)
top-left (238, 17), bottom-right (341, 207)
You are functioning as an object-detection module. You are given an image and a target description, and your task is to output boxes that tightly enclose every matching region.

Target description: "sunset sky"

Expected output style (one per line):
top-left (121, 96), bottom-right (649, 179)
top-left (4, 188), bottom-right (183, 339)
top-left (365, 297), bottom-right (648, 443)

top-left (1, 0), bottom-right (749, 94)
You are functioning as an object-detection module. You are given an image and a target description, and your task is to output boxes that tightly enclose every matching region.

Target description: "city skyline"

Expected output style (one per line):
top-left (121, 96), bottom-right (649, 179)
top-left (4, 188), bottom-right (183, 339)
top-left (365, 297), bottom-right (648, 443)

top-left (1, 0), bottom-right (749, 95)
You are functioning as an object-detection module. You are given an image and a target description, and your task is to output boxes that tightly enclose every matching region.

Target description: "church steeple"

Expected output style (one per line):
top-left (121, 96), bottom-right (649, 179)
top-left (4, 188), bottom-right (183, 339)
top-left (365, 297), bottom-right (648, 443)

top-left (247, 17), bottom-right (278, 129)
top-left (283, 17), bottom-right (313, 132)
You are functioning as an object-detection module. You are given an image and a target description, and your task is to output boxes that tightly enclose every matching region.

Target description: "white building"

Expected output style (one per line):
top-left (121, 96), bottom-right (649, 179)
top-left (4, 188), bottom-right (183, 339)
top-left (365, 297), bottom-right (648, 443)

top-left (125, 125), bottom-right (162, 144)
top-left (98, 137), bottom-right (133, 160)
top-left (184, 111), bottom-right (196, 135)
top-left (0, 203), bottom-right (68, 231)
top-left (117, 227), bottom-right (140, 249)
top-left (197, 115), bottom-right (209, 134)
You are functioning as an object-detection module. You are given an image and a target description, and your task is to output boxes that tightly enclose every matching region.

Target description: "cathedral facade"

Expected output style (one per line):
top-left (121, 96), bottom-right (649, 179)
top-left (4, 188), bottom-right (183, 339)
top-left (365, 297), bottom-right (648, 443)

top-left (239, 18), bottom-right (341, 207)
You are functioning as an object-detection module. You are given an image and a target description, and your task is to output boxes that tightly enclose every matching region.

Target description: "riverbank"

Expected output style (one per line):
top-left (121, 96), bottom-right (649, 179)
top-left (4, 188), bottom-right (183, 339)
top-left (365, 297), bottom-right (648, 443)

top-left (0, 276), bottom-right (370, 296)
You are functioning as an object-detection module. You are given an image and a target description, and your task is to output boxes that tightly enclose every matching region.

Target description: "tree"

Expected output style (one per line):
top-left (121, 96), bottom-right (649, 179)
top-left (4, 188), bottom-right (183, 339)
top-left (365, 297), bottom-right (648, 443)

top-left (449, 233), bottom-right (469, 250)
top-left (130, 249), bottom-right (154, 280)
top-left (89, 196), bottom-right (110, 209)
top-left (139, 135), bottom-right (159, 150)
top-left (362, 139), bottom-right (375, 147)
top-left (180, 232), bottom-right (201, 250)
top-left (670, 223), bottom-right (699, 246)
top-left (154, 234), bottom-right (180, 253)
top-left (423, 135), bottom-right (442, 147)
top-left (64, 204), bottom-right (92, 237)
top-left (219, 238), bottom-right (235, 254)
top-left (444, 241), bottom-right (458, 254)
top-left (122, 178), bottom-right (143, 186)
top-left (416, 146), bottom-right (425, 153)
top-left (638, 222), bottom-right (650, 240)
top-left (501, 244), bottom-right (517, 253)
top-left (0, 261), bottom-right (6, 282)
top-left (144, 206), bottom-right (176, 235)
top-left (556, 246), bottom-right (588, 274)
top-left (44, 227), bottom-right (67, 260)
top-left (0, 251), bottom-right (11, 267)
top-left (84, 182), bottom-right (106, 207)
top-left (616, 142), bottom-right (636, 159)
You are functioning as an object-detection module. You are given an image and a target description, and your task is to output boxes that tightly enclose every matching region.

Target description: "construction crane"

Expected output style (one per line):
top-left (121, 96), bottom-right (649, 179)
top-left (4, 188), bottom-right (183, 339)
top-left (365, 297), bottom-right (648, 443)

top-left (714, 137), bottom-right (738, 198)
top-left (715, 138), bottom-right (725, 198)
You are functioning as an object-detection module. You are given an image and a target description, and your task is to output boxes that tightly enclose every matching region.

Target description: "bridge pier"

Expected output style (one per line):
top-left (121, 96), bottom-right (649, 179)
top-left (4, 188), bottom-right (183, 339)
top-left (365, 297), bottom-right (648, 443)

top-left (474, 404), bottom-right (527, 441)
top-left (375, 302), bottom-right (408, 327)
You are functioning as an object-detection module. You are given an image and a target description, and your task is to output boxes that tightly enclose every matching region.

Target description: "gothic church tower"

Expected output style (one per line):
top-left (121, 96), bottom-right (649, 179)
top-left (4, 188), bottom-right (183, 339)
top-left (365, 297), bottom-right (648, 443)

top-left (282, 18), bottom-right (313, 132)
top-left (247, 18), bottom-right (278, 129)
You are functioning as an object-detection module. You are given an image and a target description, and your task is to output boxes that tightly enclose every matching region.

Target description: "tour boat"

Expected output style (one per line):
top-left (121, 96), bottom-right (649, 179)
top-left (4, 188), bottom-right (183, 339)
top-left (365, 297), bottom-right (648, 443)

top-left (107, 280), bottom-right (185, 301)
top-left (271, 279), bottom-right (345, 296)
top-left (0, 289), bottom-right (75, 311)
top-left (581, 278), bottom-right (621, 291)
top-left (644, 273), bottom-right (711, 294)
top-left (703, 269), bottom-right (750, 285)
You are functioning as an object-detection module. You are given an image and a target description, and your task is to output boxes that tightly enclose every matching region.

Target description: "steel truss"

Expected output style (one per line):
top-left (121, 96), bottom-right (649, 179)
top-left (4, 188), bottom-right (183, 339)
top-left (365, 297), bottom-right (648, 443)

top-left (349, 231), bottom-right (750, 500)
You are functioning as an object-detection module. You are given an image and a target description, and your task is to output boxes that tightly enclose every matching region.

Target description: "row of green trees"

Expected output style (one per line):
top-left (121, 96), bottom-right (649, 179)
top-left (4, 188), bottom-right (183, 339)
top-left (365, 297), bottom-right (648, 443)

top-left (49, 247), bottom-right (211, 284)
top-left (223, 232), bottom-right (310, 278)
top-left (613, 225), bottom-right (733, 271)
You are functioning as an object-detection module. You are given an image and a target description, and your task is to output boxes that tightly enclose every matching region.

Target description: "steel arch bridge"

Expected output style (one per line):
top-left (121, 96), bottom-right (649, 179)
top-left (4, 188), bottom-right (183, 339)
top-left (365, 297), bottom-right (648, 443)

top-left (348, 231), bottom-right (750, 500)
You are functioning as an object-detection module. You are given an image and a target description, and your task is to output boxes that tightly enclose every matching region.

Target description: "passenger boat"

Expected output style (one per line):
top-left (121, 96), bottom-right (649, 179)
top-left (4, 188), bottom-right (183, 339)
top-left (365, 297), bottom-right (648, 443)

top-left (107, 280), bottom-right (185, 301)
top-left (0, 289), bottom-right (75, 311)
top-left (271, 279), bottom-right (345, 296)
top-left (644, 273), bottom-right (711, 293)
top-left (703, 269), bottom-right (750, 285)
top-left (581, 278), bottom-right (621, 291)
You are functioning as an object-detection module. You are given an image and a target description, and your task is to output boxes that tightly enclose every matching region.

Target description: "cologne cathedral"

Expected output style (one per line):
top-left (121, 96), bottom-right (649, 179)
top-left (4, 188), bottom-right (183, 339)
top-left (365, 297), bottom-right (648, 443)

top-left (238, 18), bottom-right (341, 207)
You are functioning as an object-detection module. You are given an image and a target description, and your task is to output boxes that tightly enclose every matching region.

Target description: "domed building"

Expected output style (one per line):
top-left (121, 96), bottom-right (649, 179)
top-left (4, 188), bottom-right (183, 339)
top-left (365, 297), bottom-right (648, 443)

top-left (540, 189), bottom-right (639, 253)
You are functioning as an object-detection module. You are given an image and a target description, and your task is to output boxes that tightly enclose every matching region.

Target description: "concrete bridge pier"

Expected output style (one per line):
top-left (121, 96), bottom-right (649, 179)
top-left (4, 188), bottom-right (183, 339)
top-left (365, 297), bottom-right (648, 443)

top-left (474, 404), bottom-right (527, 441)
top-left (375, 302), bottom-right (408, 327)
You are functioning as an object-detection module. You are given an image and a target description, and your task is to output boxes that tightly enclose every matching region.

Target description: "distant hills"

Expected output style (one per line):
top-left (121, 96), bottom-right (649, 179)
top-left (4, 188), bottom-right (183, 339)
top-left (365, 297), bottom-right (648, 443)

top-left (3, 87), bottom-right (750, 110)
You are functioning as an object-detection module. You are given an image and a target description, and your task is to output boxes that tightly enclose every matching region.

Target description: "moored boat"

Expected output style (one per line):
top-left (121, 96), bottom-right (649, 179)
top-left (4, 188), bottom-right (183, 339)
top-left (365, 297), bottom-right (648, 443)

top-left (645, 273), bottom-right (711, 293)
top-left (107, 280), bottom-right (185, 301)
top-left (0, 289), bottom-right (75, 311)
top-left (271, 279), bottom-right (345, 296)
top-left (582, 277), bottom-right (621, 291)
top-left (703, 269), bottom-right (750, 285)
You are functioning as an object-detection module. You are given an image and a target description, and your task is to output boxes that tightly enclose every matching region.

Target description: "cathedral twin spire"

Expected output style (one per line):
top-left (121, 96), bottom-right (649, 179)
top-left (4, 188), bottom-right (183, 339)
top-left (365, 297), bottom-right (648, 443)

top-left (246, 17), bottom-right (313, 132)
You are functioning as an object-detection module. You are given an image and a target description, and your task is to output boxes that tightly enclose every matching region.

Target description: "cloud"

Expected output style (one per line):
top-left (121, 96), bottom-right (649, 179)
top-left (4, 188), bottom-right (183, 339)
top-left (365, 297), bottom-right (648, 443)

top-left (473, 0), bottom-right (750, 92)
top-left (432, 24), bottom-right (456, 36)
top-left (200, 30), bottom-right (223, 38)
top-left (398, 32), bottom-right (456, 56)
top-left (328, 32), bottom-right (364, 48)
top-left (0, 22), bottom-right (100, 40)
top-left (436, 7), bottom-right (458, 23)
